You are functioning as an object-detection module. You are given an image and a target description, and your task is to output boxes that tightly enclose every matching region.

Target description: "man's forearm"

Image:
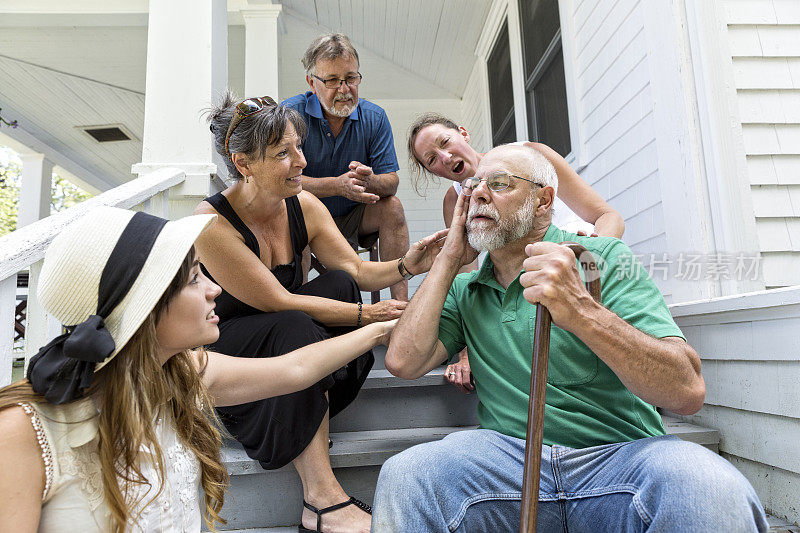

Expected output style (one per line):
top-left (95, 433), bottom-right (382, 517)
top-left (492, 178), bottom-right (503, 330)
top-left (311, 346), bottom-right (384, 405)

top-left (573, 302), bottom-right (705, 414)
top-left (365, 172), bottom-right (399, 197)
top-left (385, 255), bottom-right (461, 379)
top-left (301, 175), bottom-right (339, 198)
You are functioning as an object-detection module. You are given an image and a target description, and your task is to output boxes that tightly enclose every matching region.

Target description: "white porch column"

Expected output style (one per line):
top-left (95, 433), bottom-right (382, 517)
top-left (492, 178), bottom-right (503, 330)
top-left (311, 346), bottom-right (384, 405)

top-left (243, 4), bottom-right (283, 99)
top-left (18, 153), bottom-right (53, 228)
top-left (133, 0), bottom-right (228, 218)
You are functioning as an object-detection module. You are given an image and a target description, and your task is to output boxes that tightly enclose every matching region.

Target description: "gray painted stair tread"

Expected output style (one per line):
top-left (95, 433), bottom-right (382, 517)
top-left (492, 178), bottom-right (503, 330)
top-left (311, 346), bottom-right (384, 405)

top-left (222, 418), bottom-right (718, 476)
top-left (221, 529), bottom-right (294, 533)
top-left (222, 426), bottom-right (477, 476)
top-left (662, 415), bottom-right (720, 446)
top-left (362, 367), bottom-right (449, 389)
top-left (220, 514), bottom-right (796, 533)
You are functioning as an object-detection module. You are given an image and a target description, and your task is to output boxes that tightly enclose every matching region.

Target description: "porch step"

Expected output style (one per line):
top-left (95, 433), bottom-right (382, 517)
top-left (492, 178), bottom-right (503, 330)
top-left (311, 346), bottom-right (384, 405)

top-left (222, 529), bottom-right (293, 533)
top-left (212, 344), bottom-right (721, 530)
top-left (329, 367), bottom-right (479, 433)
top-left (217, 425), bottom-right (473, 530)
top-left (220, 513), bottom-right (795, 533)
top-left (662, 415), bottom-right (720, 453)
top-left (222, 425), bottom-right (477, 475)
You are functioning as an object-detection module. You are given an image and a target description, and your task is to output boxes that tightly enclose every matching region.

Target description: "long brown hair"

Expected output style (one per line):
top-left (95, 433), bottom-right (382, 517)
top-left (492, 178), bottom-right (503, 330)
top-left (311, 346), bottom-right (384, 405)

top-left (0, 247), bottom-right (228, 531)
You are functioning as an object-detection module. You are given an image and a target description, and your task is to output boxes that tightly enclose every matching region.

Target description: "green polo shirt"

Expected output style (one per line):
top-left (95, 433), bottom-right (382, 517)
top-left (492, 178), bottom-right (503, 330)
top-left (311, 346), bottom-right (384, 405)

top-left (437, 225), bottom-right (685, 448)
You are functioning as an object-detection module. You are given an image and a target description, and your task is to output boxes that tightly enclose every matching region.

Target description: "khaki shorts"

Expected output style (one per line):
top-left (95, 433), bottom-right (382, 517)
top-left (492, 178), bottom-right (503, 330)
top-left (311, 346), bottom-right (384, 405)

top-left (333, 204), bottom-right (379, 251)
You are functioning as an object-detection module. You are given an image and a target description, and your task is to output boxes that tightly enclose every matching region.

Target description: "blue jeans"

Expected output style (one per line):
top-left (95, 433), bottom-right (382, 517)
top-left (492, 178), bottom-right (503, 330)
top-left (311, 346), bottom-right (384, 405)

top-left (372, 430), bottom-right (767, 532)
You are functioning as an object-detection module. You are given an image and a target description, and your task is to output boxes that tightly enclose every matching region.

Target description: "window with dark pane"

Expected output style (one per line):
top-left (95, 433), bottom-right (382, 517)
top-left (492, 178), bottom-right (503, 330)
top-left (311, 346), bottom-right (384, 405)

top-left (519, 0), bottom-right (572, 156)
top-left (487, 21), bottom-right (516, 146)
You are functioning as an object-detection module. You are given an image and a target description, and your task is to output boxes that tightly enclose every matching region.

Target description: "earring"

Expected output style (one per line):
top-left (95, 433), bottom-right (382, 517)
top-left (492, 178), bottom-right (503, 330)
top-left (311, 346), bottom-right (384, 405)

top-left (245, 175), bottom-right (250, 183)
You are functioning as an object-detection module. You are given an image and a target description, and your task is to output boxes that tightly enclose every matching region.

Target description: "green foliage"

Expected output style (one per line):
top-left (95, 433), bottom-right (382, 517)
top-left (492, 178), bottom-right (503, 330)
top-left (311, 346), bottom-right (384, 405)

top-left (0, 158), bottom-right (21, 236)
top-left (52, 174), bottom-right (92, 213)
top-left (0, 146), bottom-right (93, 236)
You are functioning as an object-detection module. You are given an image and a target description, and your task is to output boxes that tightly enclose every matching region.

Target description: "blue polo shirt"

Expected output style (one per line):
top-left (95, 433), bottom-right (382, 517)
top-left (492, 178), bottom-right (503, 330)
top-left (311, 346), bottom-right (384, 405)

top-left (282, 91), bottom-right (400, 217)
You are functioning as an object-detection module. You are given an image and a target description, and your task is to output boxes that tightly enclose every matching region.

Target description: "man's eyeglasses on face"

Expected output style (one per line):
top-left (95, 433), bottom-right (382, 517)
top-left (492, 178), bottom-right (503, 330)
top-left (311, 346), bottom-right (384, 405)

top-left (461, 173), bottom-right (543, 196)
top-left (312, 73), bottom-right (363, 89)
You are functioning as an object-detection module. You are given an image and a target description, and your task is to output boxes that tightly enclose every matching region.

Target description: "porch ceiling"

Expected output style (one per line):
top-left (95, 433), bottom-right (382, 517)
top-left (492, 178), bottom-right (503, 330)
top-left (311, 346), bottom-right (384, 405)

top-left (0, 1), bottom-right (490, 190)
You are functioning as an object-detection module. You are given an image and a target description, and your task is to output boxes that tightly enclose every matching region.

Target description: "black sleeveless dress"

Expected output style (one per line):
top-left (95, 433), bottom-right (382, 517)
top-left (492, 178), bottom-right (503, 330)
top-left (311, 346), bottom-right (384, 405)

top-left (203, 192), bottom-right (374, 470)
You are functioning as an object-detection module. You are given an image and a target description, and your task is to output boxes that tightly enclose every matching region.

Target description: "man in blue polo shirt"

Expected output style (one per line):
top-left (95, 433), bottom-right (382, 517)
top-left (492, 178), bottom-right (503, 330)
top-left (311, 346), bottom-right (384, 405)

top-left (283, 33), bottom-right (411, 301)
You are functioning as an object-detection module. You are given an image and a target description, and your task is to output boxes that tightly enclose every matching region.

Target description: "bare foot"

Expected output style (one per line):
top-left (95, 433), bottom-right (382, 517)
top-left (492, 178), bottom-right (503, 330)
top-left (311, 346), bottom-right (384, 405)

top-left (301, 495), bottom-right (371, 533)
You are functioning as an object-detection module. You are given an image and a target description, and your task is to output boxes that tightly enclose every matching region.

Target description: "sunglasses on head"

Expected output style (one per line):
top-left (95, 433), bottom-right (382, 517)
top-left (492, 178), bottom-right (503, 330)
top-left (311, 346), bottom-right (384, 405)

top-left (224, 96), bottom-right (278, 160)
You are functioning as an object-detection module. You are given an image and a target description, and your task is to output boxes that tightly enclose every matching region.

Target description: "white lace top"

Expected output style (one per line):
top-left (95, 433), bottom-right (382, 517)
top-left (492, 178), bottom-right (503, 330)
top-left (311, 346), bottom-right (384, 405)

top-left (21, 398), bottom-right (202, 532)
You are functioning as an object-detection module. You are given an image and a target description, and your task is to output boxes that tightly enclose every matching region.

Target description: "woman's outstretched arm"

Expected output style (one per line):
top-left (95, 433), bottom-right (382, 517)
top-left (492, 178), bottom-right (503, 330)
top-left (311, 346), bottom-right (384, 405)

top-left (300, 191), bottom-right (447, 291)
top-left (195, 198), bottom-right (406, 326)
top-left (526, 142), bottom-right (625, 238)
top-left (200, 320), bottom-right (395, 407)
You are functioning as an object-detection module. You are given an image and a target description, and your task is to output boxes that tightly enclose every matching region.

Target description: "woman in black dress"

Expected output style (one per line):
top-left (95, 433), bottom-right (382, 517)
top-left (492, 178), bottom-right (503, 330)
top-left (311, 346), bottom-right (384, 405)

top-left (196, 94), bottom-right (445, 532)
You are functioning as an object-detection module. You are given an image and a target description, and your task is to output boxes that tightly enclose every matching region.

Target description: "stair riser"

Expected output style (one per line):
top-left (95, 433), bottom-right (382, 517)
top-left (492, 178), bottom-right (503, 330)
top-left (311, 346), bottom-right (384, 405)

top-left (217, 465), bottom-right (380, 530)
top-left (330, 385), bottom-right (479, 432)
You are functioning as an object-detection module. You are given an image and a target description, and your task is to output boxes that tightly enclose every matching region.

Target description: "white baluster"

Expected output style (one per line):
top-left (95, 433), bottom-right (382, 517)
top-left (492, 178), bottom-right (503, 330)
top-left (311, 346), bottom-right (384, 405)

top-left (148, 190), bottom-right (170, 219)
top-left (0, 275), bottom-right (17, 387)
top-left (24, 260), bottom-right (62, 373)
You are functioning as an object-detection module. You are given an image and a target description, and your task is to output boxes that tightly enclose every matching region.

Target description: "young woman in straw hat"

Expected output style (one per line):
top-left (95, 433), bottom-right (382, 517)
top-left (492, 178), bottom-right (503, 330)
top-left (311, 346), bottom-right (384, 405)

top-left (0, 206), bottom-right (395, 532)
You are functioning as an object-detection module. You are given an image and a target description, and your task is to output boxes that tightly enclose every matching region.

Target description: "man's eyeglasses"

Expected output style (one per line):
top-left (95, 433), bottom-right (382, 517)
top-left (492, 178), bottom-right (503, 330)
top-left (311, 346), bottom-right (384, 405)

top-left (312, 73), bottom-right (363, 89)
top-left (460, 173), bottom-right (543, 196)
top-left (225, 96), bottom-right (278, 159)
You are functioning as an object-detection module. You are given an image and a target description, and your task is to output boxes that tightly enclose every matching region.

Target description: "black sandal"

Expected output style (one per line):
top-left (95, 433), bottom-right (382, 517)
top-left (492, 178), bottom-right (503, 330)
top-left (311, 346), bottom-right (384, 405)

top-left (298, 496), bottom-right (372, 532)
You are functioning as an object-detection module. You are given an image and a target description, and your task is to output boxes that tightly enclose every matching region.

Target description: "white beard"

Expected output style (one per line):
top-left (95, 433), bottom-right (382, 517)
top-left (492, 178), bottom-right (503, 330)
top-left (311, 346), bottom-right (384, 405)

top-left (321, 95), bottom-right (357, 118)
top-left (467, 195), bottom-right (537, 252)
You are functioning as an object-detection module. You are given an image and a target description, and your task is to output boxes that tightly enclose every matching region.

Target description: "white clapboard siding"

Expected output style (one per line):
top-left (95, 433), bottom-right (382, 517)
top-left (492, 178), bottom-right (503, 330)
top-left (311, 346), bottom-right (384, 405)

top-left (725, 0), bottom-right (800, 25)
top-left (733, 57), bottom-right (800, 89)
top-left (458, 0), bottom-right (668, 297)
top-left (368, 98), bottom-right (463, 299)
top-left (755, 218), bottom-right (794, 251)
top-left (750, 185), bottom-right (797, 217)
top-left (460, 58), bottom-right (492, 153)
top-left (761, 251), bottom-right (800, 288)
top-left (562, 0), bottom-right (673, 297)
top-left (670, 286), bottom-right (800, 524)
top-left (725, 0), bottom-right (800, 287)
top-left (747, 154), bottom-right (800, 185)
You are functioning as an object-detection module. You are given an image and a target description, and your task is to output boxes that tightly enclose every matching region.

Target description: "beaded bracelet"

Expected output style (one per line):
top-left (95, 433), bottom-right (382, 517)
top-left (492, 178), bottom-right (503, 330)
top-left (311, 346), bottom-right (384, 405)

top-left (357, 301), bottom-right (363, 326)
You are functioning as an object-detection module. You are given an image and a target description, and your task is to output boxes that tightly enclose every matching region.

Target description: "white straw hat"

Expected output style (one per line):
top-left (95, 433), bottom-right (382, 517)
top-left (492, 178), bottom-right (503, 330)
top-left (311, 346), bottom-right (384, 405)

top-left (37, 206), bottom-right (216, 371)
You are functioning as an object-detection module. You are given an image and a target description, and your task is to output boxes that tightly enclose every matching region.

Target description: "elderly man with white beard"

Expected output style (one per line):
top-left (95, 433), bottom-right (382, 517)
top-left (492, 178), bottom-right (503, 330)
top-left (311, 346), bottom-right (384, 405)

top-left (371, 144), bottom-right (767, 532)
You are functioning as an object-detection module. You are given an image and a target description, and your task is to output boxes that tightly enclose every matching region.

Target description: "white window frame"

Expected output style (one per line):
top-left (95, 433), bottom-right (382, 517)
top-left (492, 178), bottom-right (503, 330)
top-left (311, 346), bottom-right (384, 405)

top-left (477, 0), bottom-right (585, 169)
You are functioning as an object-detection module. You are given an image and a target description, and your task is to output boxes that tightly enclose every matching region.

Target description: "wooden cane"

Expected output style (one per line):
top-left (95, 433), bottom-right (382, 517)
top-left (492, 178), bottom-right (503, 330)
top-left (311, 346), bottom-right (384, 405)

top-left (519, 243), bottom-right (602, 533)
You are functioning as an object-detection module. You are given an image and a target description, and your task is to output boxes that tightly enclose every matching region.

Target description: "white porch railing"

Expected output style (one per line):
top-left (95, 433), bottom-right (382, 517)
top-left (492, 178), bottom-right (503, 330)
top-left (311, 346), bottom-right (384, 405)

top-left (0, 167), bottom-right (188, 387)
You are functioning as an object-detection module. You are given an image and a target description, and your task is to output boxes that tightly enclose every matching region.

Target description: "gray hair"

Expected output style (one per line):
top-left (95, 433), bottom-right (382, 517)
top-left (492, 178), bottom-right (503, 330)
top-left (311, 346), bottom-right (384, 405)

top-left (207, 91), bottom-right (307, 181)
top-left (493, 144), bottom-right (558, 196)
top-left (301, 33), bottom-right (360, 75)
